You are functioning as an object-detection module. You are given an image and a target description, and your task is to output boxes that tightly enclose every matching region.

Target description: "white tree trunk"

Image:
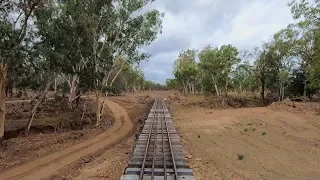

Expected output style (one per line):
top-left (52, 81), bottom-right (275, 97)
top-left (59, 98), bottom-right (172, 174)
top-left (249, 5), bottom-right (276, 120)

top-left (183, 83), bottom-right (188, 95)
top-left (225, 80), bottom-right (228, 96)
top-left (192, 83), bottom-right (195, 95)
top-left (95, 90), bottom-right (101, 127)
top-left (80, 93), bottom-right (90, 125)
top-left (26, 77), bottom-right (55, 133)
top-left (68, 75), bottom-right (79, 107)
top-left (124, 79), bottom-right (128, 92)
top-left (54, 78), bottom-right (57, 94)
top-left (214, 83), bottom-right (220, 96)
top-left (211, 74), bottom-right (219, 96)
top-left (282, 86), bottom-right (285, 100)
top-left (0, 64), bottom-right (8, 139)
top-left (303, 80), bottom-right (307, 98)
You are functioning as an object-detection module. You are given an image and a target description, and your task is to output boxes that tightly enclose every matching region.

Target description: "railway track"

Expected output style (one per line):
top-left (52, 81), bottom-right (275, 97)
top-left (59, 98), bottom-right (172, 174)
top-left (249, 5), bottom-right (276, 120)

top-left (121, 99), bottom-right (194, 180)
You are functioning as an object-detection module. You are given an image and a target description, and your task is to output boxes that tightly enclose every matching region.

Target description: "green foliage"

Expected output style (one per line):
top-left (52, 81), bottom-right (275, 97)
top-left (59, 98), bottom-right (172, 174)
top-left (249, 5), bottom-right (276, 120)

top-left (166, 79), bottom-right (178, 90)
top-left (244, 128), bottom-right (256, 132)
top-left (233, 62), bottom-right (257, 93)
top-left (308, 30), bottom-right (320, 89)
top-left (118, 63), bottom-right (146, 91)
top-left (173, 49), bottom-right (198, 94)
top-left (0, 0), bottom-right (163, 93)
top-left (198, 44), bottom-right (240, 95)
top-left (237, 154), bottom-right (245, 160)
top-left (262, 132), bottom-right (267, 136)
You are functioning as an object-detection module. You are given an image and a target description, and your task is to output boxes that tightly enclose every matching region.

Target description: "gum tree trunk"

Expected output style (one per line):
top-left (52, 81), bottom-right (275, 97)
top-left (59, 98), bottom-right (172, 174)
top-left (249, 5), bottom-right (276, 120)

top-left (225, 80), bottom-right (228, 97)
top-left (68, 75), bottom-right (79, 108)
top-left (303, 80), bottom-right (307, 98)
top-left (260, 78), bottom-right (265, 106)
top-left (211, 74), bottom-right (220, 96)
top-left (0, 64), bottom-right (8, 139)
top-left (95, 90), bottom-right (101, 127)
top-left (26, 77), bottom-right (54, 134)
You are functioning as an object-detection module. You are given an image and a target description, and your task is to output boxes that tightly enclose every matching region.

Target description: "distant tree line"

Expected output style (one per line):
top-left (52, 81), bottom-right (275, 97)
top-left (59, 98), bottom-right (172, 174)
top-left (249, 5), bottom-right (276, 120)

top-left (167, 0), bottom-right (320, 105)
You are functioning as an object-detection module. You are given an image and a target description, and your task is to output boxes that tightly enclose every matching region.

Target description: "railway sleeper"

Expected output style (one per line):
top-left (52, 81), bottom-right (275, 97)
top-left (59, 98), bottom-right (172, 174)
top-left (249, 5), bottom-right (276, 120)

top-left (135, 144), bottom-right (183, 148)
top-left (130, 156), bottom-right (187, 162)
top-left (130, 154), bottom-right (186, 160)
top-left (131, 154), bottom-right (185, 160)
top-left (125, 167), bottom-right (194, 176)
top-left (121, 174), bottom-right (195, 180)
top-left (128, 160), bottom-right (189, 168)
top-left (133, 148), bottom-right (184, 153)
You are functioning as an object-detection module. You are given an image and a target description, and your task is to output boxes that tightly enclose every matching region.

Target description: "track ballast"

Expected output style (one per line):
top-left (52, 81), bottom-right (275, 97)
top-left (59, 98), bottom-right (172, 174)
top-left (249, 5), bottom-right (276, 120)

top-left (121, 99), bottom-right (194, 180)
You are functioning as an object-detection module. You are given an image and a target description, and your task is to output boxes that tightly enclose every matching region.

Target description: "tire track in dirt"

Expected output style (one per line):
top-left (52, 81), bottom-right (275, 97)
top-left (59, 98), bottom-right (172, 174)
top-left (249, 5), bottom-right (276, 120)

top-left (0, 99), bottom-right (133, 180)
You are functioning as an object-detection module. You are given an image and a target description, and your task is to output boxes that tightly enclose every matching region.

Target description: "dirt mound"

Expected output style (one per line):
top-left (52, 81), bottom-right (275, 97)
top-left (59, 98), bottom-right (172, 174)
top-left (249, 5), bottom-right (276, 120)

top-left (269, 100), bottom-right (320, 115)
top-left (202, 97), bottom-right (261, 109)
top-left (169, 93), bottom-right (261, 109)
top-left (136, 95), bottom-right (153, 104)
top-left (173, 103), bottom-right (320, 179)
top-left (168, 92), bottom-right (183, 102)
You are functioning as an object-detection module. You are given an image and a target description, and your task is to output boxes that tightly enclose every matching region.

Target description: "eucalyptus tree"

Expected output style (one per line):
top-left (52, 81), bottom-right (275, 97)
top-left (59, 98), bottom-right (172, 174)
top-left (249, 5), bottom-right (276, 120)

top-left (198, 46), bottom-right (221, 96)
top-left (253, 46), bottom-right (270, 105)
top-left (289, 0), bottom-right (320, 26)
top-left (233, 62), bottom-right (254, 94)
top-left (289, 0), bottom-right (320, 93)
top-left (0, 0), bottom-right (47, 137)
top-left (75, 0), bottom-right (163, 126)
top-left (173, 49), bottom-right (198, 95)
top-left (198, 44), bottom-right (240, 96)
top-left (121, 64), bottom-right (145, 92)
top-left (144, 80), bottom-right (157, 91)
top-left (166, 79), bottom-right (177, 90)
top-left (18, 0), bottom-right (163, 130)
top-left (219, 45), bottom-right (241, 96)
top-left (309, 30), bottom-right (320, 89)
top-left (253, 43), bottom-right (281, 104)
top-left (271, 31), bottom-right (297, 101)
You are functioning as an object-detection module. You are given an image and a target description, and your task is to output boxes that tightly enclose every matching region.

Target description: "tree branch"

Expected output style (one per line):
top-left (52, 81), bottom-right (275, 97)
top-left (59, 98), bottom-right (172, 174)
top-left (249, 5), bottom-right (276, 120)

top-left (71, 91), bottom-right (83, 102)
top-left (14, 12), bottom-right (24, 29)
top-left (61, 74), bottom-right (71, 87)
top-left (110, 60), bottom-right (126, 86)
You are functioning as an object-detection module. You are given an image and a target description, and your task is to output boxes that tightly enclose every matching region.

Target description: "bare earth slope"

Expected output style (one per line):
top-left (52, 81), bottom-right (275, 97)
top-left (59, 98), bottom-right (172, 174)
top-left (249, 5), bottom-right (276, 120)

top-left (172, 104), bottom-right (320, 180)
top-left (0, 99), bottom-right (132, 180)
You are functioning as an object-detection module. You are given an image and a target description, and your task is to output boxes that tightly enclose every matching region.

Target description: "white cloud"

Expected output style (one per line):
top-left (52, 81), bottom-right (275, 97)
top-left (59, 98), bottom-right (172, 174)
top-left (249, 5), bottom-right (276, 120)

top-left (142, 0), bottom-right (295, 84)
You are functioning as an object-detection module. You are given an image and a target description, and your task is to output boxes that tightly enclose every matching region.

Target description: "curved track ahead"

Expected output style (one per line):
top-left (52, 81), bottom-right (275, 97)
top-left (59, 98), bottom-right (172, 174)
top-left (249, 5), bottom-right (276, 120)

top-left (121, 99), bottom-right (194, 180)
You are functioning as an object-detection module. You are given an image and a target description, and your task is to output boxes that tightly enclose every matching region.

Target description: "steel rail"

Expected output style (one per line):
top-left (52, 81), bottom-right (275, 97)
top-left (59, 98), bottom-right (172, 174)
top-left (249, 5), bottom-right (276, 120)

top-left (163, 100), bottom-right (178, 179)
top-left (139, 100), bottom-right (156, 180)
top-left (151, 104), bottom-right (158, 179)
top-left (161, 100), bottom-right (167, 180)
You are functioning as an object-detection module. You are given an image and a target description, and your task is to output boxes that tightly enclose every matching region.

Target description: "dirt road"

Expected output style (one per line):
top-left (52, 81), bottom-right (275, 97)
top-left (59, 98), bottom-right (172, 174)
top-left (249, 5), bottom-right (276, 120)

top-left (0, 99), bottom-right (133, 180)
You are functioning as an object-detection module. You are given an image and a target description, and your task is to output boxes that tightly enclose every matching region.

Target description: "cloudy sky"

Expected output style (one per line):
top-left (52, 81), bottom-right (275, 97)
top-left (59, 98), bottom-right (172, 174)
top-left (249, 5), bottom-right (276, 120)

top-left (140, 0), bottom-right (295, 84)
